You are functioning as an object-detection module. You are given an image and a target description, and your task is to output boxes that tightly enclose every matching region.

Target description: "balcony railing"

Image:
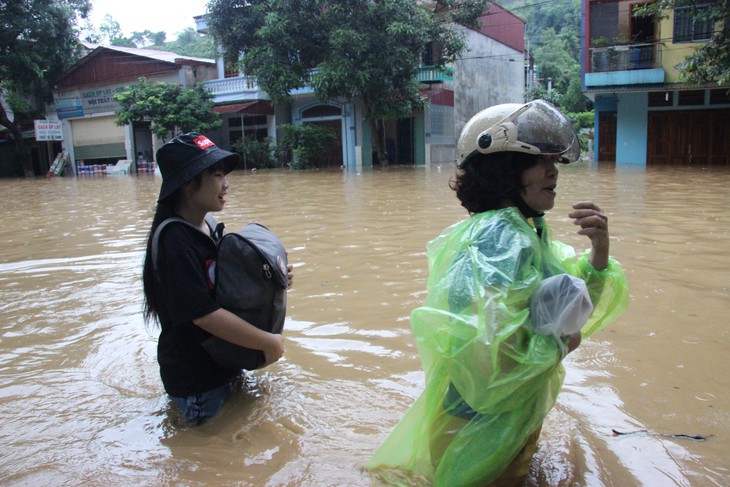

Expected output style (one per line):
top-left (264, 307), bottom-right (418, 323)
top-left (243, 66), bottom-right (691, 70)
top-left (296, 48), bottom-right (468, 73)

top-left (590, 42), bottom-right (662, 73)
top-left (203, 76), bottom-right (261, 96)
top-left (416, 66), bottom-right (453, 83)
top-left (203, 65), bottom-right (454, 100)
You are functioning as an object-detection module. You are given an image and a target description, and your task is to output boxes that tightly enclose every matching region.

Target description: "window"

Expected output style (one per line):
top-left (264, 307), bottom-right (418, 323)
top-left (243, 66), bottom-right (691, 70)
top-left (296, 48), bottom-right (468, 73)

top-left (590, 2), bottom-right (619, 42)
top-left (429, 105), bottom-right (454, 146)
top-left (631, 3), bottom-right (655, 43)
top-left (678, 90), bottom-right (705, 106)
top-left (224, 61), bottom-right (239, 78)
top-left (228, 115), bottom-right (269, 142)
top-left (649, 91), bottom-right (673, 107)
top-left (673, 4), bottom-right (714, 43)
top-left (710, 89), bottom-right (730, 104)
top-left (302, 105), bottom-right (341, 118)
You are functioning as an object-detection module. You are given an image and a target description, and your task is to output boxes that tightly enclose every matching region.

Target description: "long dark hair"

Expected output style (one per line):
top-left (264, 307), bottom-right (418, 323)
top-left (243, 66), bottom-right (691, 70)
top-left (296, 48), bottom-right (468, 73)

top-left (142, 162), bottom-right (225, 326)
top-left (449, 151), bottom-right (541, 216)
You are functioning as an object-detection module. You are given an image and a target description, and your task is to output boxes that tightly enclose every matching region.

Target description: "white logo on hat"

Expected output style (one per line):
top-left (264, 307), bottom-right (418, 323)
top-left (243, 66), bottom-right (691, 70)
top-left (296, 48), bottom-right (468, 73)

top-left (194, 135), bottom-right (215, 150)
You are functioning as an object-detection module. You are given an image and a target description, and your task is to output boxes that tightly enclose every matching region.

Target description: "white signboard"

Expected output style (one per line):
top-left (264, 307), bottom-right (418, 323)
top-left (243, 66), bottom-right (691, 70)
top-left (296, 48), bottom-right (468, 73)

top-left (34, 120), bottom-right (63, 141)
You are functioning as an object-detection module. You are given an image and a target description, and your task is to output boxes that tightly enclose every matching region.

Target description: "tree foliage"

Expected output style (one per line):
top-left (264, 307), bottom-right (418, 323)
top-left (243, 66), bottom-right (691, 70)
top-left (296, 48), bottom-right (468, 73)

top-left (83, 17), bottom-right (215, 58)
top-left (510, 0), bottom-right (591, 113)
top-left (506, 0), bottom-right (594, 144)
top-left (98, 14), bottom-right (124, 44)
top-left (231, 137), bottom-right (283, 169)
top-left (278, 123), bottom-right (336, 169)
top-left (161, 28), bottom-right (216, 59)
top-left (634, 0), bottom-right (730, 85)
top-left (205, 0), bottom-right (487, 164)
top-left (114, 78), bottom-right (222, 141)
top-left (83, 14), bottom-right (168, 49)
top-left (0, 0), bottom-right (91, 176)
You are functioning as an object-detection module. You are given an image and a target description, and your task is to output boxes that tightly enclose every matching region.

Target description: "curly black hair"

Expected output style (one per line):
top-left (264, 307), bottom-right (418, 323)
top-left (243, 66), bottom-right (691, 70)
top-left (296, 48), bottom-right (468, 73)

top-left (449, 151), bottom-right (541, 215)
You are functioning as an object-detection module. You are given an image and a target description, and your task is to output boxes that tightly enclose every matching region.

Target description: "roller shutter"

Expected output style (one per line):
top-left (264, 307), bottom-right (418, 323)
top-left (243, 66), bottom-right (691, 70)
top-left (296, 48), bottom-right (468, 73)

top-left (72, 116), bottom-right (126, 160)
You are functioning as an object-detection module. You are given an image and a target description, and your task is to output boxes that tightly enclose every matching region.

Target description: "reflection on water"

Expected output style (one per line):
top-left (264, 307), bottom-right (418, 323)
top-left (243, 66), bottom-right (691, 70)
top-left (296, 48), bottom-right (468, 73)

top-left (1, 164), bottom-right (728, 486)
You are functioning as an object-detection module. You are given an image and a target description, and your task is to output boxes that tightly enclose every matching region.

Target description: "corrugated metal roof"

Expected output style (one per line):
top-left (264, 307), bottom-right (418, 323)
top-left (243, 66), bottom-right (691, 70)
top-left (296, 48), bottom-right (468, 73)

top-left (80, 43), bottom-right (214, 66)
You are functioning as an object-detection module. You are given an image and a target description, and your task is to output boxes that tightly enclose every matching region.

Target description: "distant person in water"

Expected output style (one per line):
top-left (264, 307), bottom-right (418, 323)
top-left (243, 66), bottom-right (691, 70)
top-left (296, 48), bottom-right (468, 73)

top-left (141, 132), bottom-right (289, 425)
top-left (367, 100), bottom-right (629, 485)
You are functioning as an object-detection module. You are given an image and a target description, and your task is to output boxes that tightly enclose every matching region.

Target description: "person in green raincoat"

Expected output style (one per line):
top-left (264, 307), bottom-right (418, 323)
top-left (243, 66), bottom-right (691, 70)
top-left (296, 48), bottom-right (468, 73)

top-left (366, 100), bottom-right (629, 486)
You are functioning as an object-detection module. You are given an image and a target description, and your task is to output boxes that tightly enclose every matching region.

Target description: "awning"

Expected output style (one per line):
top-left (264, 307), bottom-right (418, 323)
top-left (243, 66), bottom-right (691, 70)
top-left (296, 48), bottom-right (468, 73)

top-left (213, 100), bottom-right (274, 115)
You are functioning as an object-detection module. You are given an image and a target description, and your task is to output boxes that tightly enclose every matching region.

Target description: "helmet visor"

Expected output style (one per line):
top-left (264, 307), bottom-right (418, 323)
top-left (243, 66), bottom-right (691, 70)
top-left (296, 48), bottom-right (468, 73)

top-left (478, 100), bottom-right (580, 162)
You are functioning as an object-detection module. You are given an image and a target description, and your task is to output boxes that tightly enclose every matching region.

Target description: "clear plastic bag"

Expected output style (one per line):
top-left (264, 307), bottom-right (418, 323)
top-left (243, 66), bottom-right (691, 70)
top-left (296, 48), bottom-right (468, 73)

top-left (530, 273), bottom-right (593, 354)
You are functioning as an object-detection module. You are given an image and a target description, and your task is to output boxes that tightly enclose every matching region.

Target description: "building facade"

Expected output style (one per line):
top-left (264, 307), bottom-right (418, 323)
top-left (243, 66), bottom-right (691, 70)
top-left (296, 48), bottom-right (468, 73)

top-left (196, 2), bottom-right (526, 169)
top-left (52, 44), bottom-right (217, 174)
top-left (581, 0), bottom-right (730, 166)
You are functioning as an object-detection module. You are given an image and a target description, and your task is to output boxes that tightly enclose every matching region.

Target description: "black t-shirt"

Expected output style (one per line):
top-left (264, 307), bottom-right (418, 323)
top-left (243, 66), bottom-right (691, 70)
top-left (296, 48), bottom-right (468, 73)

top-left (154, 221), bottom-right (239, 397)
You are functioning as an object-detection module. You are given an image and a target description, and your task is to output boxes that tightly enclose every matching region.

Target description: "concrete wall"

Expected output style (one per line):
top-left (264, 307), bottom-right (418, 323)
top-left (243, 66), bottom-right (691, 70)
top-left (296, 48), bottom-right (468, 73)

top-left (451, 26), bottom-right (524, 139)
top-left (180, 64), bottom-right (218, 87)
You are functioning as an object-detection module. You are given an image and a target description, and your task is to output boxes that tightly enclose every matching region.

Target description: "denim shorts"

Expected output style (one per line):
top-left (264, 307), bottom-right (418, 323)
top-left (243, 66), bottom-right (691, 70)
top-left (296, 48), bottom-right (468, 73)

top-left (171, 382), bottom-right (232, 425)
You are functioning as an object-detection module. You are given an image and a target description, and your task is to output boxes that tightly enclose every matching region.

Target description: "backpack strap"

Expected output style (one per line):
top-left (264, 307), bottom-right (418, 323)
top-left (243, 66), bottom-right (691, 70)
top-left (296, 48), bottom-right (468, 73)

top-left (205, 214), bottom-right (226, 241)
top-left (151, 215), bottom-right (220, 270)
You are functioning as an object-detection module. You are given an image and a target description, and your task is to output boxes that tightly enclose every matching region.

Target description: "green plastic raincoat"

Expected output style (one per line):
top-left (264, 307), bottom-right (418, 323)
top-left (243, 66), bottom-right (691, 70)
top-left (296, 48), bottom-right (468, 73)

top-left (367, 207), bottom-right (629, 486)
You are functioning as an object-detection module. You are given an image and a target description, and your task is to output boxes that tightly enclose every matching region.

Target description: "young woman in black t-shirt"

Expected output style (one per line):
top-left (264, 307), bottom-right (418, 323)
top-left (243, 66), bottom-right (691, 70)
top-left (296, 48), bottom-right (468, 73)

top-left (142, 132), bottom-right (288, 425)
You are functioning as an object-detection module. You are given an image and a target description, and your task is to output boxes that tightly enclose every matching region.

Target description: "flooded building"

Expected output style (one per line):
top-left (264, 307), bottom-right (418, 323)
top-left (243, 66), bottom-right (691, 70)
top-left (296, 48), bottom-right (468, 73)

top-left (581, 0), bottom-right (730, 166)
top-left (194, 3), bottom-right (527, 168)
top-left (51, 44), bottom-right (217, 174)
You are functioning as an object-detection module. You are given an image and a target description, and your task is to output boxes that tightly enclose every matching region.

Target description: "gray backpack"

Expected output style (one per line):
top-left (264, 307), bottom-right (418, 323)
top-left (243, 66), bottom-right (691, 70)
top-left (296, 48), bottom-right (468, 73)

top-left (152, 214), bottom-right (288, 370)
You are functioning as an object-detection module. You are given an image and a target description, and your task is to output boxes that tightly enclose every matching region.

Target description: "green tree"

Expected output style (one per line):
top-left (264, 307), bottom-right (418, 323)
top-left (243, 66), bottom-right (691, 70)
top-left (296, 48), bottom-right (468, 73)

top-left (206, 0), bottom-right (488, 165)
top-left (512, 0), bottom-right (591, 112)
top-left (99, 14), bottom-right (124, 44)
top-left (82, 18), bottom-right (212, 57)
top-left (162, 28), bottom-right (215, 58)
top-left (91, 15), bottom-right (167, 48)
top-left (561, 68), bottom-right (589, 113)
top-left (94, 14), bottom-right (137, 47)
top-left (150, 31), bottom-right (168, 47)
top-left (0, 0), bottom-right (91, 176)
top-left (278, 124), bottom-right (336, 169)
top-left (114, 78), bottom-right (222, 141)
top-left (634, 0), bottom-right (730, 84)
top-left (129, 30), bottom-right (168, 48)
top-left (530, 27), bottom-right (579, 94)
top-left (231, 137), bottom-right (281, 169)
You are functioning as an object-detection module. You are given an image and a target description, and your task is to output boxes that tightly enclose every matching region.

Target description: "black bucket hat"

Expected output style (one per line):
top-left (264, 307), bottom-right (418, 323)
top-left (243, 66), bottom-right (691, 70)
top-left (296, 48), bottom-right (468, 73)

top-left (156, 132), bottom-right (240, 201)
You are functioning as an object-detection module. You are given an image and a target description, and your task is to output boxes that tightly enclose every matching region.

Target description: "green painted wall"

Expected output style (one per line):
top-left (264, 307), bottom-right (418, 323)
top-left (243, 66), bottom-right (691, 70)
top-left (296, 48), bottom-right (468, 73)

top-left (74, 143), bottom-right (125, 161)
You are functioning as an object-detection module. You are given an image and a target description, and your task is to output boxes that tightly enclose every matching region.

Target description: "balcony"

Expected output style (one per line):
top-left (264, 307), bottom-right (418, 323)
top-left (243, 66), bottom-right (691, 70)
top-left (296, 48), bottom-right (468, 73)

top-left (586, 42), bottom-right (664, 88)
top-left (590, 42), bottom-right (661, 72)
top-left (203, 65), bottom-right (454, 104)
top-left (415, 66), bottom-right (453, 84)
top-left (202, 76), bottom-right (268, 104)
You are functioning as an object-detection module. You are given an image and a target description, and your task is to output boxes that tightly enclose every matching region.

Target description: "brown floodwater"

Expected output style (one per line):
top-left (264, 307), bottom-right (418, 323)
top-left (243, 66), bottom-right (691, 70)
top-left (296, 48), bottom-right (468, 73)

top-left (0, 162), bottom-right (728, 486)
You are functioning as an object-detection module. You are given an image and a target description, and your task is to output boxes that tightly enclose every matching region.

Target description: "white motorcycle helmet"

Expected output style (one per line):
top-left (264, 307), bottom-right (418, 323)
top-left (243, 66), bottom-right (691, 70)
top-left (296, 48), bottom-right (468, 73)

top-left (457, 99), bottom-right (580, 165)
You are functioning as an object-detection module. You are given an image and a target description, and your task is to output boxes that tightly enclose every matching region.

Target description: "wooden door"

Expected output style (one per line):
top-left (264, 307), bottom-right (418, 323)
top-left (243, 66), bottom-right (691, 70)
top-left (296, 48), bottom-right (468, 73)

top-left (598, 112), bottom-right (616, 164)
top-left (648, 109), bottom-right (730, 166)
